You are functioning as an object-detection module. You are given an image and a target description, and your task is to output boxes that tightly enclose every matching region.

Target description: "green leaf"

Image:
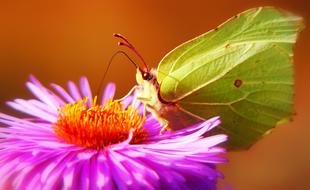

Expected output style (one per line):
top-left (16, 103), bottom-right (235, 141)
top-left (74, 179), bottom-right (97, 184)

top-left (157, 7), bottom-right (303, 149)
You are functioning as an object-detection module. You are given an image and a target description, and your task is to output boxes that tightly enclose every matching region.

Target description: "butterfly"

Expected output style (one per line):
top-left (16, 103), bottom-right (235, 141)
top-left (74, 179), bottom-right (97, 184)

top-left (115, 7), bottom-right (304, 150)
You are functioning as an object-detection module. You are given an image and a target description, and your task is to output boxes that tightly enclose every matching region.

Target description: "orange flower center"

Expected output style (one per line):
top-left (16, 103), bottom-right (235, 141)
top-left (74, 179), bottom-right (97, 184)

top-left (54, 98), bottom-right (147, 149)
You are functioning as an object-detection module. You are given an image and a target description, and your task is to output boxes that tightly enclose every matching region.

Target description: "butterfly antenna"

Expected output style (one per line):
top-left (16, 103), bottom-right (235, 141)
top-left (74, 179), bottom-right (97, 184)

top-left (96, 50), bottom-right (138, 96)
top-left (113, 33), bottom-right (150, 72)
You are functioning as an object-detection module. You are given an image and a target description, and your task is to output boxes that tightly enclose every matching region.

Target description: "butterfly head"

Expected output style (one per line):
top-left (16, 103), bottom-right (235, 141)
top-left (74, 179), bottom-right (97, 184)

top-left (136, 68), bottom-right (158, 88)
top-left (140, 68), bottom-right (153, 81)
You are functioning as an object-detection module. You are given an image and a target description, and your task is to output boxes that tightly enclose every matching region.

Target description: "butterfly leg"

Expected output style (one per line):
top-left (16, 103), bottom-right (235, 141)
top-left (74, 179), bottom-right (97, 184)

top-left (117, 85), bottom-right (141, 102)
top-left (136, 97), bottom-right (151, 117)
top-left (117, 85), bottom-right (143, 116)
top-left (143, 103), bottom-right (170, 134)
top-left (159, 119), bottom-right (169, 134)
top-left (135, 93), bottom-right (169, 134)
top-left (129, 91), bottom-right (152, 117)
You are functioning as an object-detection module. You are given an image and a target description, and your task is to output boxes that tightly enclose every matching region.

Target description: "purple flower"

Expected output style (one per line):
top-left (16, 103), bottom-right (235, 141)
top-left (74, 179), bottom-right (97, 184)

top-left (0, 76), bottom-right (227, 190)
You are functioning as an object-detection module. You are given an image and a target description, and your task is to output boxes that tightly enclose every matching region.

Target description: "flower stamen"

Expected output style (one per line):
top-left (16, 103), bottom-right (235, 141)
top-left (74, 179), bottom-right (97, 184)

top-left (54, 98), bottom-right (147, 149)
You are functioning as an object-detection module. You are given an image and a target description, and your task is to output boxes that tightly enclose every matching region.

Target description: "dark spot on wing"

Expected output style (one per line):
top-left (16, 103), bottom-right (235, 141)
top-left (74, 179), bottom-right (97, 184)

top-left (234, 79), bottom-right (242, 88)
top-left (215, 27), bottom-right (219, 31)
top-left (225, 43), bottom-right (230, 48)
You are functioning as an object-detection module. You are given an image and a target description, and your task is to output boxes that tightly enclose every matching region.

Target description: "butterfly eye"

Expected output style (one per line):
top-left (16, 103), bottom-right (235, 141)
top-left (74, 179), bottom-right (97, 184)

top-left (142, 72), bottom-right (153, 81)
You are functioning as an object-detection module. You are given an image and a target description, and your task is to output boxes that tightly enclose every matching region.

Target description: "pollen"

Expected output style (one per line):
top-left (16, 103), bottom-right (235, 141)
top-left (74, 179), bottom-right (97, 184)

top-left (54, 97), bottom-right (147, 149)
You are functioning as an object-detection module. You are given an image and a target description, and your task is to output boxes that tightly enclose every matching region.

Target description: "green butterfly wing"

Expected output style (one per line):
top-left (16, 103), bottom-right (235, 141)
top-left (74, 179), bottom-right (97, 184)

top-left (157, 7), bottom-right (303, 150)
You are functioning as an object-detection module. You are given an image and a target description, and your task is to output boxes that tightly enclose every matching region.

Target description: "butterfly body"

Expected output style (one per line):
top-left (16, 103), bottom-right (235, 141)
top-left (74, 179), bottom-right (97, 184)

top-left (136, 69), bottom-right (200, 131)
top-left (128, 7), bottom-right (304, 150)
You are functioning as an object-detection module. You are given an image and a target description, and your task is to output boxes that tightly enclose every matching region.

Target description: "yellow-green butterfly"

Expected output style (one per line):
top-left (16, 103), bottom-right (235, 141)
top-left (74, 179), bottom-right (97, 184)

top-left (115, 7), bottom-right (304, 150)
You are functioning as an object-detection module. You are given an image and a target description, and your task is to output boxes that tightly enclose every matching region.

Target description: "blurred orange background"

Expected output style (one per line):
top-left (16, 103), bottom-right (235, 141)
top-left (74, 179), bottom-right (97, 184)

top-left (0, 0), bottom-right (309, 189)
